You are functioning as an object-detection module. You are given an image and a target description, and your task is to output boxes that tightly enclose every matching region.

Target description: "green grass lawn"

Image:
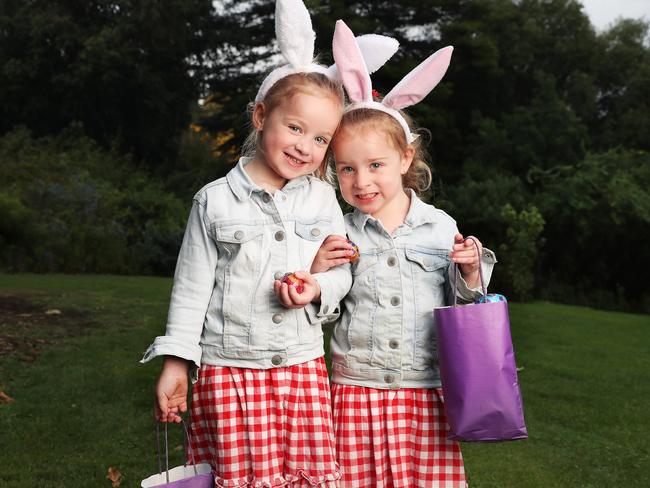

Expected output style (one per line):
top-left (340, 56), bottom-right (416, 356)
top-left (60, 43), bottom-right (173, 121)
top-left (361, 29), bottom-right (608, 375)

top-left (0, 274), bottom-right (648, 487)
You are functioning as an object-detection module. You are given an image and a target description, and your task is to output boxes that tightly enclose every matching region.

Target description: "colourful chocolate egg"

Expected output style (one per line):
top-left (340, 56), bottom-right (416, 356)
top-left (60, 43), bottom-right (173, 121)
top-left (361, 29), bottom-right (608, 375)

top-left (281, 272), bottom-right (304, 294)
top-left (347, 239), bottom-right (360, 263)
top-left (475, 293), bottom-right (507, 304)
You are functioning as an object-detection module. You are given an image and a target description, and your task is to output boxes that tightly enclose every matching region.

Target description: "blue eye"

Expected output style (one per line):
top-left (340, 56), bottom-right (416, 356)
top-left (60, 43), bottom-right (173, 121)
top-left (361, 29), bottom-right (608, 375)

top-left (315, 136), bottom-right (328, 145)
top-left (370, 162), bottom-right (382, 169)
top-left (289, 125), bottom-right (301, 133)
top-left (339, 166), bottom-right (354, 174)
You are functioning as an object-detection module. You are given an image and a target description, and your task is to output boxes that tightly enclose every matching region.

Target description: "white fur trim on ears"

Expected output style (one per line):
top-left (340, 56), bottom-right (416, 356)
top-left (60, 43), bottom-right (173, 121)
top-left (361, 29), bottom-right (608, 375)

top-left (255, 63), bottom-right (330, 102)
top-left (345, 101), bottom-right (418, 144)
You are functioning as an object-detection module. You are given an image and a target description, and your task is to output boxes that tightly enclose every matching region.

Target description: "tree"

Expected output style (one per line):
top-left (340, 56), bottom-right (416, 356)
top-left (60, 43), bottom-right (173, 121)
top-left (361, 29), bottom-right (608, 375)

top-left (0, 0), bottom-right (215, 170)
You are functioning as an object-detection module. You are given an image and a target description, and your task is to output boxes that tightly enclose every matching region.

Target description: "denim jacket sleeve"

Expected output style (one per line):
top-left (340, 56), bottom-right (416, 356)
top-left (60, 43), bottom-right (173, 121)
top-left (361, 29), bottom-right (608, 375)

top-left (309, 187), bottom-right (352, 324)
top-left (140, 196), bottom-right (217, 368)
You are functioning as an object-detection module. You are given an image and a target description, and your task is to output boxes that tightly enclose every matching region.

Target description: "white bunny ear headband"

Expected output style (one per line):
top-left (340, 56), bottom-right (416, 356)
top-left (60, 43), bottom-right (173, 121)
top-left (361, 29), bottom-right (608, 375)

top-left (333, 19), bottom-right (454, 144)
top-left (254, 0), bottom-right (399, 102)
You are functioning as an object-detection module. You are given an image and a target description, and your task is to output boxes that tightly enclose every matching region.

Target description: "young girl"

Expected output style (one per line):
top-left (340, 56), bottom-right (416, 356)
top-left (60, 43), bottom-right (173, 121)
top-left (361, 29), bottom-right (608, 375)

top-left (139, 3), bottom-right (363, 486)
top-left (311, 22), bottom-right (497, 487)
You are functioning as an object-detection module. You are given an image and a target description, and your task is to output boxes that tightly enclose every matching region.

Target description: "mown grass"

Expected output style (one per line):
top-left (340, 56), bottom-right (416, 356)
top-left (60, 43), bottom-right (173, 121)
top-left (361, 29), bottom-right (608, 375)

top-left (0, 274), bottom-right (648, 487)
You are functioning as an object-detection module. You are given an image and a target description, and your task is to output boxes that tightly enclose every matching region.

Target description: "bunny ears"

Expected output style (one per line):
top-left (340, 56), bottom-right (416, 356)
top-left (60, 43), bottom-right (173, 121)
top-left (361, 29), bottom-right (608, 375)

top-left (255, 0), bottom-right (399, 102)
top-left (333, 20), bottom-right (454, 144)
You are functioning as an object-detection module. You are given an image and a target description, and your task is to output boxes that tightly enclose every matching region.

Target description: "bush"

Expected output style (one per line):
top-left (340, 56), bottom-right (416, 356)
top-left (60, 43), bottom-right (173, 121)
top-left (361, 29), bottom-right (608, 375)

top-left (0, 126), bottom-right (187, 274)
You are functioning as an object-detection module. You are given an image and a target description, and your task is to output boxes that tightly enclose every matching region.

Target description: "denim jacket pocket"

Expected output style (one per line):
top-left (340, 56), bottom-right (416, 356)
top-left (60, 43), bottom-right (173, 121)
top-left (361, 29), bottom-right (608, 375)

top-left (294, 219), bottom-right (332, 266)
top-left (215, 223), bottom-right (265, 352)
top-left (294, 219), bottom-right (332, 241)
top-left (404, 249), bottom-right (448, 285)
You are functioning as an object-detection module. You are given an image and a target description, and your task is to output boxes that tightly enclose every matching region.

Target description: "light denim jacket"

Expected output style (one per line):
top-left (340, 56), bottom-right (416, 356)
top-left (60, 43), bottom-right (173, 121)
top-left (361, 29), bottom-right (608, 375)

top-left (141, 158), bottom-right (352, 371)
top-left (330, 191), bottom-right (497, 389)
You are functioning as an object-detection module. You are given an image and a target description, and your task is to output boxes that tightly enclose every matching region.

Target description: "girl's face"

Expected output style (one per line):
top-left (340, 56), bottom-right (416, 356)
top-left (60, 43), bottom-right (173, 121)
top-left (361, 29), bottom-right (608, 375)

top-left (252, 90), bottom-right (341, 184)
top-left (333, 123), bottom-right (414, 217)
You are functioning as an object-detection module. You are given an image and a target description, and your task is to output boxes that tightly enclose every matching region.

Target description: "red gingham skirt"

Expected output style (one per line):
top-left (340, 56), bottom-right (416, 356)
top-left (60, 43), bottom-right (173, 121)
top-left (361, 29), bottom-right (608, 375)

top-left (331, 384), bottom-right (467, 488)
top-left (188, 357), bottom-right (340, 487)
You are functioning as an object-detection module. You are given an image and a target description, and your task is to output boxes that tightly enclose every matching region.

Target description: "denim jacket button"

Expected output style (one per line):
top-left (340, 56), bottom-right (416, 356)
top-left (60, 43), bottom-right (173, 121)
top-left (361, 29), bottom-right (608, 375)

top-left (271, 355), bottom-right (283, 366)
top-left (390, 296), bottom-right (401, 306)
top-left (262, 193), bottom-right (271, 203)
top-left (274, 271), bottom-right (283, 280)
top-left (275, 231), bottom-right (285, 241)
top-left (387, 256), bottom-right (397, 267)
top-left (234, 230), bottom-right (244, 240)
top-left (322, 305), bottom-right (329, 314)
top-left (310, 228), bottom-right (321, 237)
top-left (389, 339), bottom-right (399, 349)
top-left (272, 313), bottom-right (283, 324)
top-left (384, 374), bottom-right (395, 384)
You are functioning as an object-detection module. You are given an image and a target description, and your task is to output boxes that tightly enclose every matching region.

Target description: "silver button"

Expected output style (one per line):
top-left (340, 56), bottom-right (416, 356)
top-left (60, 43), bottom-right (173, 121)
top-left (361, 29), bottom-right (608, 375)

top-left (272, 313), bottom-right (283, 324)
top-left (262, 193), bottom-right (271, 203)
top-left (323, 305), bottom-right (329, 314)
top-left (310, 228), bottom-right (321, 237)
top-left (389, 339), bottom-right (399, 349)
top-left (387, 256), bottom-right (397, 267)
top-left (271, 355), bottom-right (283, 366)
top-left (423, 259), bottom-right (432, 267)
top-left (274, 271), bottom-right (284, 281)
top-left (275, 231), bottom-right (285, 241)
top-left (391, 296), bottom-right (401, 306)
top-left (384, 374), bottom-right (395, 384)
top-left (234, 230), bottom-right (244, 240)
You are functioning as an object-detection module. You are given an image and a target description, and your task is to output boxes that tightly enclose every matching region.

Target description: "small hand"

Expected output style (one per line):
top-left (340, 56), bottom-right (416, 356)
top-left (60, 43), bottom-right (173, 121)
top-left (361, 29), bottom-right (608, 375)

top-left (450, 233), bottom-right (482, 288)
top-left (154, 356), bottom-right (189, 423)
top-left (310, 235), bottom-right (355, 273)
top-left (274, 271), bottom-right (321, 308)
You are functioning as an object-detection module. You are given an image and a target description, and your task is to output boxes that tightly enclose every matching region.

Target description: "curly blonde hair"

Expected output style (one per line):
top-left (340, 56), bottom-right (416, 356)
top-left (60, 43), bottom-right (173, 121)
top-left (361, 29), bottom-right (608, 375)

top-left (243, 72), bottom-right (345, 180)
top-left (335, 108), bottom-right (432, 194)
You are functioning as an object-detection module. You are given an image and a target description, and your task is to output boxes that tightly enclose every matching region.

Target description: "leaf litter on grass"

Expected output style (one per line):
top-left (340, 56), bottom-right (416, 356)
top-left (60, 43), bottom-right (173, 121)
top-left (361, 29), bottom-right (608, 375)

top-left (0, 293), bottom-right (97, 363)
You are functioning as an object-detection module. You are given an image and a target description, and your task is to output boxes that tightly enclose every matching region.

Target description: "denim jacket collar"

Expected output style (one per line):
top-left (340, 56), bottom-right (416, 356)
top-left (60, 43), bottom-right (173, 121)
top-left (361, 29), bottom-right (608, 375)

top-left (227, 157), bottom-right (313, 202)
top-left (351, 190), bottom-right (438, 232)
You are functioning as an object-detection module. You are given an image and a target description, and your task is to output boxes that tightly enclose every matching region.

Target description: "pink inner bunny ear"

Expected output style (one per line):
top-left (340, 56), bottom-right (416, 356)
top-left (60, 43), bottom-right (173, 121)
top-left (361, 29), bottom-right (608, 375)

top-left (332, 20), bottom-right (372, 103)
top-left (382, 46), bottom-right (454, 110)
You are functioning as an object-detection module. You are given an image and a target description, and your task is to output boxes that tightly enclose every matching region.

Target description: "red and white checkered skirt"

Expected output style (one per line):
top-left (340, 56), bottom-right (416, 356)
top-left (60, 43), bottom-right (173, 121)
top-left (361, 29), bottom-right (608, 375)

top-left (331, 384), bottom-right (467, 488)
top-left (188, 357), bottom-right (340, 487)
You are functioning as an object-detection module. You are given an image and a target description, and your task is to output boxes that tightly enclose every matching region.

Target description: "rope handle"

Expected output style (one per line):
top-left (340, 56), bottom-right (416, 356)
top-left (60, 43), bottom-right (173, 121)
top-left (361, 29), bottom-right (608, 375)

top-left (155, 417), bottom-right (199, 483)
top-left (451, 236), bottom-right (486, 307)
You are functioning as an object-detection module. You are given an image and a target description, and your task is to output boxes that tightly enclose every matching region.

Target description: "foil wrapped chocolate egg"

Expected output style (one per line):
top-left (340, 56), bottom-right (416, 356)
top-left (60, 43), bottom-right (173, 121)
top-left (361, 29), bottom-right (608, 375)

top-left (347, 239), bottom-right (360, 263)
top-left (475, 293), bottom-right (507, 304)
top-left (281, 272), bottom-right (304, 294)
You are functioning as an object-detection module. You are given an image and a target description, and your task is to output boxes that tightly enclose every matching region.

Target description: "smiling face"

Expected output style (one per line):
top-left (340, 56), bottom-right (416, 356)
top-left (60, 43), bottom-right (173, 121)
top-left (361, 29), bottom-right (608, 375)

top-left (333, 121), bottom-right (415, 220)
top-left (250, 89), bottom-right (342, 188)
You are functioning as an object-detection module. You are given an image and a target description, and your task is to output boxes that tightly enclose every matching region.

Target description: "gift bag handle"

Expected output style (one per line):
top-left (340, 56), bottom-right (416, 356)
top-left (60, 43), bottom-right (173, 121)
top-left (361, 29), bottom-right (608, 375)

top-left (451, 237), bottom-right (487, 307)
top-left (155, 418), bottom-right (199, 483)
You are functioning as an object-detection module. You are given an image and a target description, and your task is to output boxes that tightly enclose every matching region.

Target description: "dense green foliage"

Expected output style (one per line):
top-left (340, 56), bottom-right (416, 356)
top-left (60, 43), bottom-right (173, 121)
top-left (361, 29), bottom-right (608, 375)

top-left (0, 126), bottom-right (187, 274)
top-left (0, 0), bottom-right (649, 311)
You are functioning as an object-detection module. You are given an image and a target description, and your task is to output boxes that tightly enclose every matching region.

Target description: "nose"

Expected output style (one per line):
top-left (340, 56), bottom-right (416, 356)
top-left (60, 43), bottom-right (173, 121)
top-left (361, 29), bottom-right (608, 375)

top-left (353, 169), bottom-right (370, 188)
top-left (295, 137), bottom-right (310, 156)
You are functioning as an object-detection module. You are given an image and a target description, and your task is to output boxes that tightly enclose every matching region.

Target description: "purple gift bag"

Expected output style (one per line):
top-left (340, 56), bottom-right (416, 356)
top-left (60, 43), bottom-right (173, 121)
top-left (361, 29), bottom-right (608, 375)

top-left (434, 244), bottom-right (528, 442)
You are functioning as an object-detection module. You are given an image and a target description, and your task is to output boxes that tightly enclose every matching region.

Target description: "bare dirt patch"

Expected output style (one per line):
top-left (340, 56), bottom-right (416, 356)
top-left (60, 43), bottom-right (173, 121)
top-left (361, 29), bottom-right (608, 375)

top-left (0, 293), bottom-right (96, 362)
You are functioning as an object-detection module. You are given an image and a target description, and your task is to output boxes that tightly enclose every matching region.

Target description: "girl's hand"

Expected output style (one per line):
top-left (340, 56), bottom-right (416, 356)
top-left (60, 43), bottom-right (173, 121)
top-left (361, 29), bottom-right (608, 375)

top-left (450, 233), bottom-right (483, 289)
top-left (274, 271), bottom-right (321, 308)
top-left (310, 235), bottom-right (355, 273)
top-left (155, 356), bottom-right (190, 423)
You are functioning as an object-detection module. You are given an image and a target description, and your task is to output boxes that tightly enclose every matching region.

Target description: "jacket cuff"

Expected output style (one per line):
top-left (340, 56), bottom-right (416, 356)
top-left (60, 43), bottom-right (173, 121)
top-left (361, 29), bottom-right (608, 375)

top-left (307, 273), bottom-right (341, 324)
top-left (456, 247), bottom-right (498, 302)
top-left (140, 336), bottom-right (202, 370)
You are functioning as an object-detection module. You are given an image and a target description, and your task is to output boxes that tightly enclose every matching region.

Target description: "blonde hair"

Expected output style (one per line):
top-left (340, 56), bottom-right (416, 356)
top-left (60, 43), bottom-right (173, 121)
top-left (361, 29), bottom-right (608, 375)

top-left (243, 72), bottom-right (344, 179)
top-left (337, 108), bottom-right (432, 194)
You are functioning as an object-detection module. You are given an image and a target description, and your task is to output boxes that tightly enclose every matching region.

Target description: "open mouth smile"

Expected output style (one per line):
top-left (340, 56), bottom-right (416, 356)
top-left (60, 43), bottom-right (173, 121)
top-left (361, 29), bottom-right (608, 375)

top-left (284, 153), bottom-right (308, 167)
top-left (355, 192), bottom-right (379, 201)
